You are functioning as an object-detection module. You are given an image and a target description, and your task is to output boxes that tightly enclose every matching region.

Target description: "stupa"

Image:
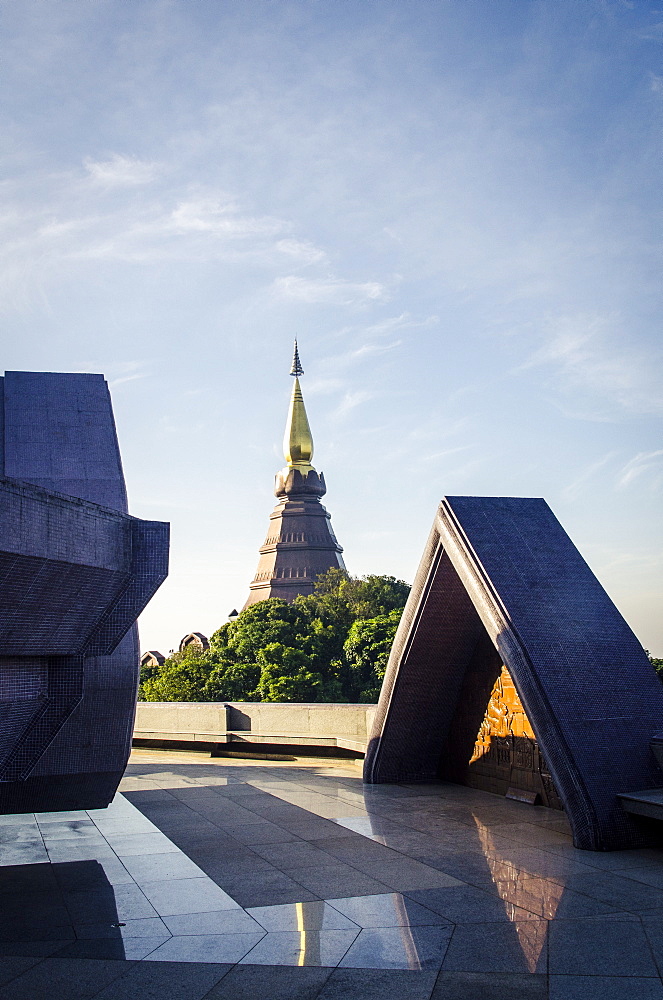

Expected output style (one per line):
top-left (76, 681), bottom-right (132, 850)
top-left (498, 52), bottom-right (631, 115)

top-left (243, 342), bottom-right (345, 609)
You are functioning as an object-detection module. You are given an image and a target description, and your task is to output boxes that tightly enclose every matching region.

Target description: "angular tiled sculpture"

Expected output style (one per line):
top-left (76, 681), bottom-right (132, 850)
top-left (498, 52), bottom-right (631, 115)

top-left (0, 372), bottom-right (169, 813)
top-left (364, 496), bottom-right (663, 850)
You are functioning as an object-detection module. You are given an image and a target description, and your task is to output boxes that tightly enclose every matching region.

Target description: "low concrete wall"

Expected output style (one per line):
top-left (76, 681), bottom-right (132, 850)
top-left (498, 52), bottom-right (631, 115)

top-left (134, 702), bottom-right (377, 754)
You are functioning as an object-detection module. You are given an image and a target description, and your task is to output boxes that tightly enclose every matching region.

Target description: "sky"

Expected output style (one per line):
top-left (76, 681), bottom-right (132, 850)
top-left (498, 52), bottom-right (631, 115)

top-left (1, 0), bottom-right (662, 655)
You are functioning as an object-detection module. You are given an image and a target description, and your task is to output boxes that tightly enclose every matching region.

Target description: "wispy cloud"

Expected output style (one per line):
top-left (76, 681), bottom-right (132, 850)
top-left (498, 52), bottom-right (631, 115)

top-left (515, 313), bottom-right (663, 415)
top-left (304, 377), bottom-right (344, 396)
top-left (76, 360), bottom-right (150, 387)
top-left (171, 197), bottom-right (284, 238)
top-left (84, 154), bottom-right (159, 186)
top-left (336, 312), bottom-right (439, 340)
top-left (420, 444), bottom-right (473, 464)
top-left (0, 150), bottom-right (385, 329)
top-left (0, 172), bottom-right (338, 303)
top-left (407, 415), bottom-right (472, 443)
top-left (275, 238), bottom-right (326, 264)
top-left (108, 372), bottom-right (149, 387)
top-left (349, 340), bottom-right (401, 360)
top-left (273, 275), bottom-right (386, 305)
top-left (637, 20), bottom-right (663, 42)
top-left (320, 341), bottom-right (402, 373)
top-left (561, 452), bottom-right (619, 501)
top-left (617, 450), bottom-right (663, 491)
top-left (331, 389), bottom-right (378, 421)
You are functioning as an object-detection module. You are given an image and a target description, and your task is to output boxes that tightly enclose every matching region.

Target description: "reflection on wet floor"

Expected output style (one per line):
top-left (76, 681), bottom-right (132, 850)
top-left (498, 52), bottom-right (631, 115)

top-left (473, 813), bottom-right (562, 972)
top-left (1, 749), bottom-right (663, 984)
top-left (242, 893), bottom-right (450, 970)
top-left (0, 805), bottom-right (452, 970)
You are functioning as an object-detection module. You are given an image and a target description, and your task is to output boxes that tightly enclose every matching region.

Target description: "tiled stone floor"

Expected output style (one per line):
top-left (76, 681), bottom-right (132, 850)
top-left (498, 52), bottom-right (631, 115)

top-left (1, 749), bottom-right (663, 998)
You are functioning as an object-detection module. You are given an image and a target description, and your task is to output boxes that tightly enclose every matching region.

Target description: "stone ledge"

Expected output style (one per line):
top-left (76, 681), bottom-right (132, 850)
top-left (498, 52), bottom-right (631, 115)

top-left (133, 702), bottom-right (375, 756)
top-left (133, 730), bottom-right (368, 754)
top-left (618, 789), bottom-right (663, 821)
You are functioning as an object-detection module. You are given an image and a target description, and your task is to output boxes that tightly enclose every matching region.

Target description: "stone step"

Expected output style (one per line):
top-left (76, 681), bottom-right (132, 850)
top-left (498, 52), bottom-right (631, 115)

top-left (651, 736), bottom-right (663, 772)
top-left (618, 788), bottom-right (663, 821)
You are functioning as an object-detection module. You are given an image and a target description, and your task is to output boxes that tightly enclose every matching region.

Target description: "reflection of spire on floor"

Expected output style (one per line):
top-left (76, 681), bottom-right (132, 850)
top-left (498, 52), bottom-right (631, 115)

top-left (296, 901), bottom-right (306, 965)
top-left (473, 813), bottom-right (560, 972)
top-left (295, 900), bottom-right (320, 966)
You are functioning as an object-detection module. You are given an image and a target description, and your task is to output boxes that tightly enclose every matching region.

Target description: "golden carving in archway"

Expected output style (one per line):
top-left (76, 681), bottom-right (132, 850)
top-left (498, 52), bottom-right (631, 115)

top-left (470, 664), bottom-right (534, 763)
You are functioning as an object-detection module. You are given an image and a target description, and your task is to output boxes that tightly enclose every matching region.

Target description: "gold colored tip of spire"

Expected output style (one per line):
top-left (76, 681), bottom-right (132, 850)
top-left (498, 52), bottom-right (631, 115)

top-left (283, 342), bottom-right (314, 474)
top-left (283, 377), bottom-right (314, 472)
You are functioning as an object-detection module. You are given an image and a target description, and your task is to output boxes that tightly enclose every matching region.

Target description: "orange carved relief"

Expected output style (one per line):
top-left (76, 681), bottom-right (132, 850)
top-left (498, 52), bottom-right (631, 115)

top-left (470, 665), bottom-right (534, 763)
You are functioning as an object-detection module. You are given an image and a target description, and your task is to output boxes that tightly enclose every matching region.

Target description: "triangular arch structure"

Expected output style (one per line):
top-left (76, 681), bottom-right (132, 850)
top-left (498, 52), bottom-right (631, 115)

top-left (364, 497), bottom-right (663, 851)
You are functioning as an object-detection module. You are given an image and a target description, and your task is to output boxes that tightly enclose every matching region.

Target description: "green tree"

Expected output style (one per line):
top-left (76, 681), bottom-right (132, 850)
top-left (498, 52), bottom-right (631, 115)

top-left (253, 643), bottom-right (326, 702)
top-left (138, 657), bottom-right (162, 687)
top-left (341, 574), bottom-right (411, 619)
top-left (139, 571), bottom-right (411, 703)
top-left (211, 599), bottom-right (304, 663)
top-left (301, 568), bottom-right (410, 621)
top-left (646, 651), bottom-right (663, 682)
top-left (343, 608), bottom-right (403, 701)
top-left (139, 647), bottom-right (216, 702)
top-left (204, 658), bottom-right (261, 702)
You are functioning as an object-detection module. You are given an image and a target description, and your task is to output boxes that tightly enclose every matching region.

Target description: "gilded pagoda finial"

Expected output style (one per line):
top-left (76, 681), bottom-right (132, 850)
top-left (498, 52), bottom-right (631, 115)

top-left (283, 341), bottom-right (314, 474)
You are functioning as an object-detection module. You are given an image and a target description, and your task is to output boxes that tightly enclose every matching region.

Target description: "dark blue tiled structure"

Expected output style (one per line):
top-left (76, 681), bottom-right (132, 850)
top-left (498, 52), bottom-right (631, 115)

top-left (0, 372), bottom-right (169, 813)
top-left (364, 496), bottom-right (663, 851)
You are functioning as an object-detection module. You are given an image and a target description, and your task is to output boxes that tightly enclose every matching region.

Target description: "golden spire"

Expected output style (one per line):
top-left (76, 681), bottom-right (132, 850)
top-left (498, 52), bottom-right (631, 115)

top-left (283, 340), bottom-right (315, 475)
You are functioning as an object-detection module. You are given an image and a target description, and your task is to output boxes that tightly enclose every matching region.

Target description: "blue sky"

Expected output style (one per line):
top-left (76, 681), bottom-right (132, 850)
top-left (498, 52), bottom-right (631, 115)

top-left (2, 0), bottom-right (662, 654)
